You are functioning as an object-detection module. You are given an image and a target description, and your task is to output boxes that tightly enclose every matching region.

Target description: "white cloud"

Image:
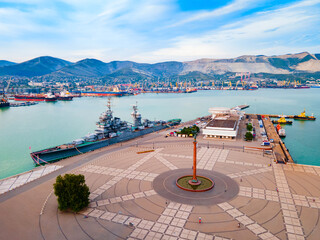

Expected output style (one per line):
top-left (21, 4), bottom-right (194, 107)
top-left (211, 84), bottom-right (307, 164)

top-left (166, 0), bottom-right (261, 28)
top-left (0, 0), bottom-right (319, 63)
top-left (132, 0), bottom-right (320, 62)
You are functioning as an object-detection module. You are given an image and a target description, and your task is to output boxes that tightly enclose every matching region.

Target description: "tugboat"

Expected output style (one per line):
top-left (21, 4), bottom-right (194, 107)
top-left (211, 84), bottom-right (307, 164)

top-left (276, 124), bottom-right (286, 138)
top-left (30, 99), bottom-right (178, 165)
top-left (272, 116), bottom-right (292, 125)
top-left (0, 96), bottom-right (10, 108)
top-left (294, 110), bottom-right (316, 120)
top-left (44, 92), bottom-right (57, 102)
top-left (57, 90), bottom-right (73, 101)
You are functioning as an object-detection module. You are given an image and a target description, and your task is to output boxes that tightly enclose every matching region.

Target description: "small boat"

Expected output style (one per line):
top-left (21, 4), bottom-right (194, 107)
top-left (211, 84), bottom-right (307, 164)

top-left (272, 116), bottom-right (292, 125)
top-left (57, 90), bottom-right (73, 101)
top-left (276, 124), bottom-right (286, 137)
top-left (293, 110), bottom-right (316, 120)
top-left (0, 96), bottom-right (10, 108)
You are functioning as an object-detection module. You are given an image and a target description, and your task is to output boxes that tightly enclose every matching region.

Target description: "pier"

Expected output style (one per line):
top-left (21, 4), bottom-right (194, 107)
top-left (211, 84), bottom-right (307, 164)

top-left (232, 104), bottom-right (249, 110)
top-left (265, 114), bottom-right (316, 120)
top-left (262, 117), bottom-right (294, 163)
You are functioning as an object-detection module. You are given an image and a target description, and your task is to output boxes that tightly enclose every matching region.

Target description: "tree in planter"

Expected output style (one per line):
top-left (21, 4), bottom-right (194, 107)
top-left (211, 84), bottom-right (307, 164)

top-left (53, 174), bottom-right (90, 212)
top-left (247, 123), bottom-right (253, 131)
top-left (245, 131), bottom-right (253, 141)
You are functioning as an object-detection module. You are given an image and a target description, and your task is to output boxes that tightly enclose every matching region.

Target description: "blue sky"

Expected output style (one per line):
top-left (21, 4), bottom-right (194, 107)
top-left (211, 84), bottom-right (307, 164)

top-left (0, 0), bottom-right (319, 63)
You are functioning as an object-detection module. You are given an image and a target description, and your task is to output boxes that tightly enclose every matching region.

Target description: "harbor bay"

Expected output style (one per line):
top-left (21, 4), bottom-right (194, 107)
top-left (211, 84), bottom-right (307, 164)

top-left (0, 88), bottom-right (319, 180)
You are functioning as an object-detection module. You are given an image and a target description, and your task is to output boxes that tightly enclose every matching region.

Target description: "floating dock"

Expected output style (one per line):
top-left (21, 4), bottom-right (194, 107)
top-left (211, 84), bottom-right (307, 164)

top-left (9, 102), bottom-right (38, 107)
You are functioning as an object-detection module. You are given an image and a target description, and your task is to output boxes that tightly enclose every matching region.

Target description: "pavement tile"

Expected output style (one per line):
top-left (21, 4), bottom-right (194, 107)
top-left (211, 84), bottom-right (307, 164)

top-left (258, 232), bottom-right (279, 240)
top-left (217, 203), bottom-right (233, 211)
top-left (167, 202), bottom-right (181, 210)
top-left (170, 218), bottom-right (186, 227)
top-left (165, 226), bottom-right (182, 237)
top-left (158, 215), bottom-right (173, 224)
top-left (145, 231), bottom-right (163, 240)
top-left (88, 209), bottom-right (105, 218)
top-left (161, 235), bottom-right (178, 240)
top-left (138, 220), bottom-right (154, 230)
top-left (163, 208), bottom-right (177, 217)
top-left (100, 211), bottom-right (116, 221)
top-left (175, 211), bottom-right (190, 219)
top-left (78, 208), bottom-right (93, 216)
top-left (152, 223), bottom-right (168, 233)
top-left (180, 229), bottom-right (198, 240)
top-left (130, 228), bottom-right (148, 239)
top-left (236, 215), bottom-right (254, 226)
top-left (112, 214), bottom-right (129, 224)
top-left (196, 232), bottom-right (214, 240)
top-left (125, 217), bottom-right (141, 226)
top-left (247, 223), bottom-right (267, 235)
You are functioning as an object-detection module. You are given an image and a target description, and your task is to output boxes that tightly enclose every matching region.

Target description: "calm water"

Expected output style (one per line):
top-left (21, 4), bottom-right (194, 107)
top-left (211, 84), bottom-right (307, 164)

top-left (0, 89), bottom-right (319, 179)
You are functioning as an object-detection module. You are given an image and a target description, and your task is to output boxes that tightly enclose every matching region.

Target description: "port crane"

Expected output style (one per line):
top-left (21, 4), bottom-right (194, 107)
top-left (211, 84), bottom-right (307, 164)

top-left (3, 77), bottom-right (12, 96)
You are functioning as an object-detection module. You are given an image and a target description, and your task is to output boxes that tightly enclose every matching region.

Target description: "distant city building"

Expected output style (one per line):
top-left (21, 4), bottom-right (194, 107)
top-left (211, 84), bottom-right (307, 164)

top-left (28, 81), bottom-right (49, 87)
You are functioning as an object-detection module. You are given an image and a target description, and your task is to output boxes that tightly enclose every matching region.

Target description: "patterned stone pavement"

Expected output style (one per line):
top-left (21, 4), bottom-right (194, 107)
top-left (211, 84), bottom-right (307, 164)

top-left (0, 165), bottom-right (63, 194)
top-left (2, 132), bottom-right (320, 240)
top-left (37, 143), bottom-right (320, 239)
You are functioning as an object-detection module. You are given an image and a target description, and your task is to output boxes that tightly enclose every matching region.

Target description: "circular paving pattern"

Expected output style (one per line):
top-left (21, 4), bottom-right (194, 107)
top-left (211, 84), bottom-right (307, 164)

top-left (153, 169), bottom-right (239, 205)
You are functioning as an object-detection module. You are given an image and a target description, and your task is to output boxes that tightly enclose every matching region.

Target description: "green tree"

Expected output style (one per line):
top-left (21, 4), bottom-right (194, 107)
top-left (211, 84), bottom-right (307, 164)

top-left (53, 174), bottom-right (90, 212)
top-left (247, 123), bottom-right (253, 131)
top-left (178, 125), bottom-right (200, 136)
top-left (245, 132), bottom-right (253, 141)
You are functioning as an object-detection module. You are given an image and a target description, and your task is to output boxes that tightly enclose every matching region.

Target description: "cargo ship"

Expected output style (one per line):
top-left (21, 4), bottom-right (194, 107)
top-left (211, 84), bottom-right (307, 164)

top-left (81, 91), bottom-right (126, 97)
top-left (294, 110), bottom-right (316, 120)
top-left (14, 94), bottom-right (46, 101)
top-left (30, 100), bottom-right (181, 165)
top-left (80, 87), bottom-right (127, 97)
top-left (14, 92), bottom-right (57, 102)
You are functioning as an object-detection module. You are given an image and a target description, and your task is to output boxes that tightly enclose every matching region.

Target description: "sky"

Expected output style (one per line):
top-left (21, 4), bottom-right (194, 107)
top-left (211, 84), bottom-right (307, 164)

top-left (0, 0), bottom-right (319, 63)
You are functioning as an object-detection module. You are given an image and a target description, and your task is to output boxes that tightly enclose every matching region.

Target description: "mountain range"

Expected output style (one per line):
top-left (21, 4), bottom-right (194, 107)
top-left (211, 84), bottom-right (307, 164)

top-left (1, 52), bottom-right (320, 81)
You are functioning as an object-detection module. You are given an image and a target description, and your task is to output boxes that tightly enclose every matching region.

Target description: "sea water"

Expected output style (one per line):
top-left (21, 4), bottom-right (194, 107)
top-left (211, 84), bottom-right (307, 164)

top-left (0, 88), bottom-right (319, 179)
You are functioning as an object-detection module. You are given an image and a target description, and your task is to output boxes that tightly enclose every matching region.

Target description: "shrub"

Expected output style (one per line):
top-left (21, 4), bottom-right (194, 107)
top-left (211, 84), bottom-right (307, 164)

top-left (53, 174), bottom-right (90, 212)
top-left (247, 123), bottom-right (253, 131)
top-left (245, 131), bottom-right (253, 141)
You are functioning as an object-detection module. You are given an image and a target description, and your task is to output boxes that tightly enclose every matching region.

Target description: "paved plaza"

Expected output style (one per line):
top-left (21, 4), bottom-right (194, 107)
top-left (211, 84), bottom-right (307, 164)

top-left (0, 129), bottom-right (320, 240)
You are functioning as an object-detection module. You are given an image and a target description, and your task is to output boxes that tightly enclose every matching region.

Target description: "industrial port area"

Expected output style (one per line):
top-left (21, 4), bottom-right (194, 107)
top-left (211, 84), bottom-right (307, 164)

top-left (1, 106), bottom-right (319, 240)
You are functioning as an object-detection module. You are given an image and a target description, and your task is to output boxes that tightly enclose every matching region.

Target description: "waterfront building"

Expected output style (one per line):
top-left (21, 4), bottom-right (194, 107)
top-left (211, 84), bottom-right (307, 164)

top-left (202, 107), bottom-right (243, 139)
